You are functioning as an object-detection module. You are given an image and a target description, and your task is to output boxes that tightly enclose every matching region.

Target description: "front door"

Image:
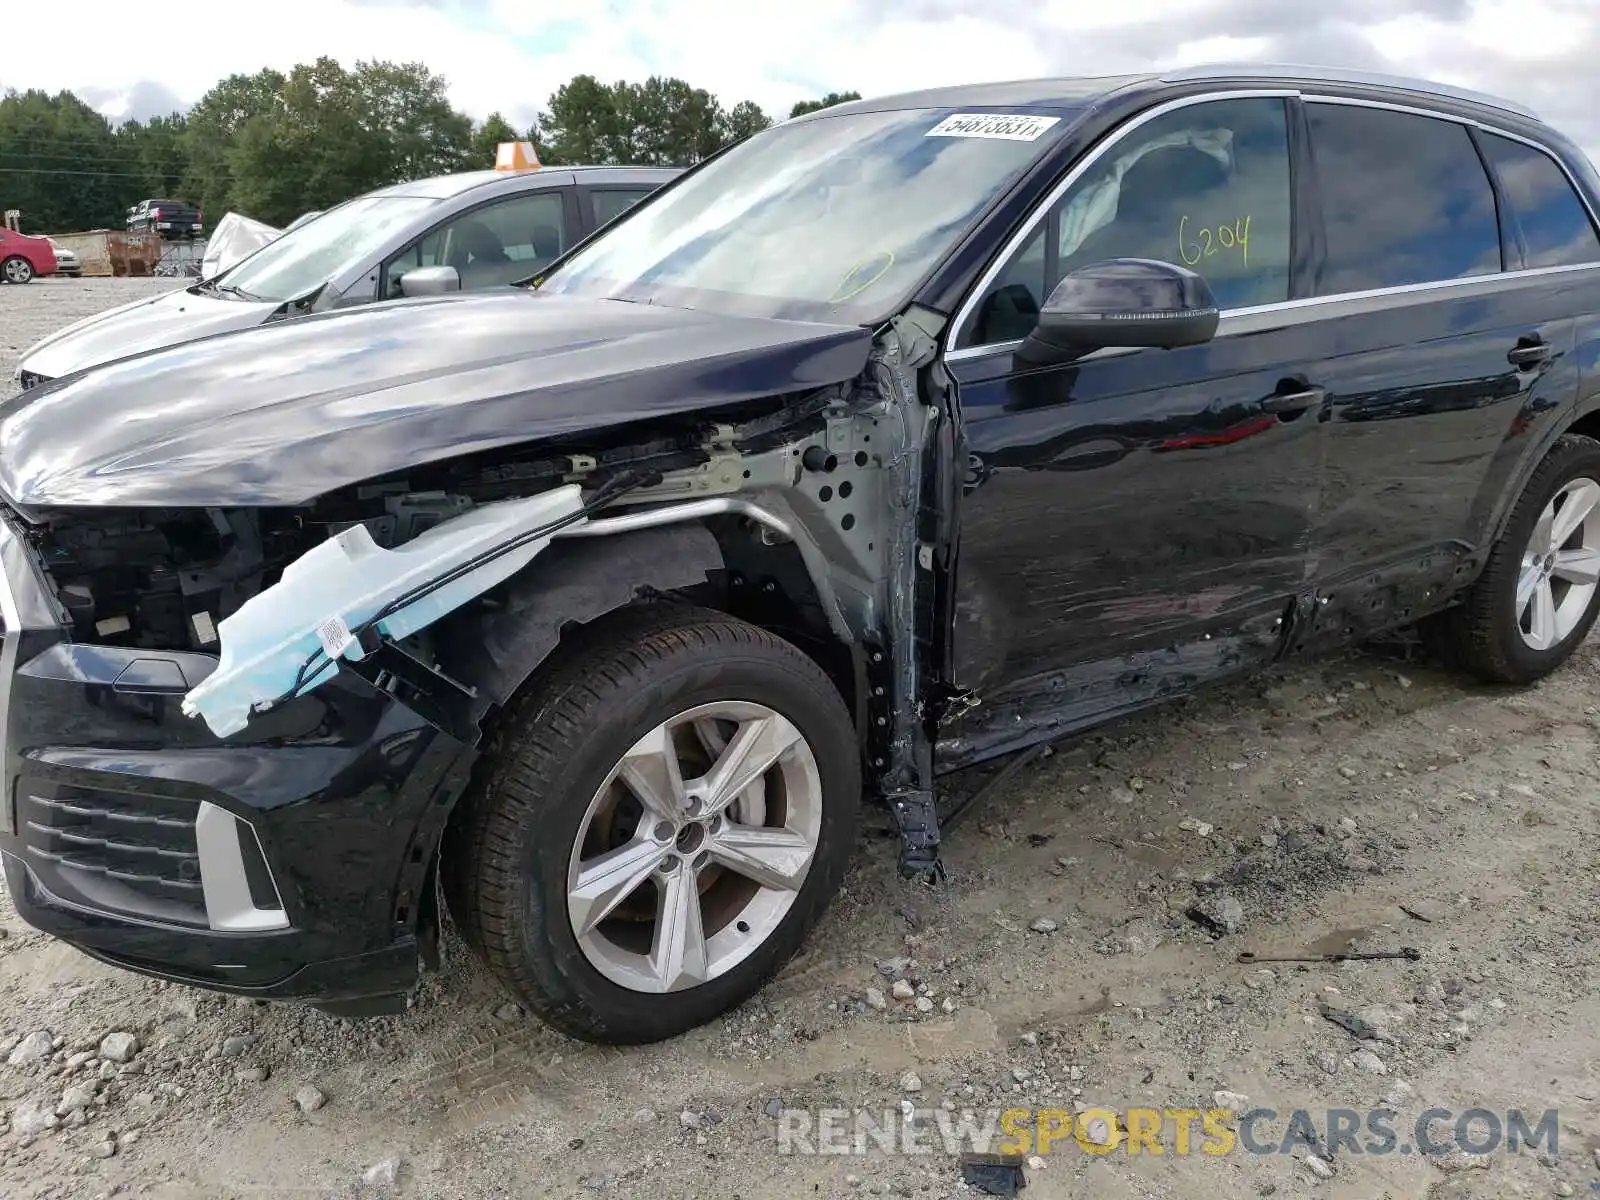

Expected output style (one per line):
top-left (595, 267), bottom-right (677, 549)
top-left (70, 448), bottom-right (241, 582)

top-left (380, 188), bottom-right (576, 299)
top-left (939, 94), bottom-right (1323, 761)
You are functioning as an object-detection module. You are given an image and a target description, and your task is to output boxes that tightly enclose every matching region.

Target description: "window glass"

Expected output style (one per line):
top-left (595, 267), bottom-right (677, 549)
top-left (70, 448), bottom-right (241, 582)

top-left (591, 189), bottom-right (653, 229)
top-left (1478, 132), bottom-right (1600, 269)
top-left (220, 195), bottom-right (438, 304)
top-left (962, 97), bottom-right (1293, 347)
top-left (538, 106), bottom-right (1071, 324)
top-left (1308, 105), bottom-right (1500, 294)
top-left (385, 191), bottom-right (566, 296)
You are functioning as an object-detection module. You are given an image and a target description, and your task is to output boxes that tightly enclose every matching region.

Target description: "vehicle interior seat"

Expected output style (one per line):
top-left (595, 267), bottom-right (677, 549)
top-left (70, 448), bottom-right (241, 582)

top-left (449, 219), bottom-right (512, 288)
top-left (1062, 139), bottom-right (1289, 310)
top-left (1061, 145), bottom-right (1230, 272)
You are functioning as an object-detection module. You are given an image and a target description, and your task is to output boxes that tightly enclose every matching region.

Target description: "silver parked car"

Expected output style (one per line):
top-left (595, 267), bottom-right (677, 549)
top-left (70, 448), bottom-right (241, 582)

top-left (16, 166), bottom-right (678, 389)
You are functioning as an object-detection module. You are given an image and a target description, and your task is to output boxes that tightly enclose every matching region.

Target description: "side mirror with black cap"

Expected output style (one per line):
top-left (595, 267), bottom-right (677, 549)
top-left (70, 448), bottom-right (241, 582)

top-left (1017, 258), bottom-right (1220, 367)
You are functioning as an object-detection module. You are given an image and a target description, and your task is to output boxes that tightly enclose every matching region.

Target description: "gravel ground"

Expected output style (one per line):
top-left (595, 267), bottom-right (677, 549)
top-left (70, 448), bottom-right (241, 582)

top-left (2, 278), bottom-right (1599, 1200)
top-left (0, 275), bottom-right (175, 390)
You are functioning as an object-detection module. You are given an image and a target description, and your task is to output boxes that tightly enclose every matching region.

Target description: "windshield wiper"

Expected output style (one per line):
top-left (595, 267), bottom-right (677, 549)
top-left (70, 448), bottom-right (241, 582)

top-left (216, 282), bottom-right (268, 302)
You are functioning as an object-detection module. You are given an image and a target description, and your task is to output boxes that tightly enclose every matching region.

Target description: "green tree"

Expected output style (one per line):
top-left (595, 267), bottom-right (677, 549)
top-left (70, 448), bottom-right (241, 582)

top-left (629, 76), bottom-right (727, 165)
top-left (351, 60), bottom-right (473, 181)
top-left (0, 88), bottom-right (122, 232)
top-left (469, 111), bottom-right (521, 167)
top-left (789, 91), bottom-right (862, 119)
top-left (181, 68), bottom-right (286, 219)
top-left (536, 74), bottom-right (629, 165)
top-left (4, 64), bottom-right (785, 233)
top-left (720, 100), bottom-right (773, 145)
top-left (111, 114), bottom-right (190, 213)
top-left (224, 58), bottom-right (475, 225)
top-left (538, 74), bottom-right (771, 167)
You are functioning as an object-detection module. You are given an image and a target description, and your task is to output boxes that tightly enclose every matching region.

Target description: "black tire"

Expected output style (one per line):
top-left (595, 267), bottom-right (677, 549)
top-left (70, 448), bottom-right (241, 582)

top-left (1, 256), bottom-right (33, 285)
top-left (441, 604), bottom-right (861, 1044)
top-left (1425, 433), bottom-right (1600, 683)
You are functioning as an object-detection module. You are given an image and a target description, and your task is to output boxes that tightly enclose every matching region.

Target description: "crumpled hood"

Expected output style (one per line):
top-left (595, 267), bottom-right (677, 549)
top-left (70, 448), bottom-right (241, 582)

top-left (0, 289), bottom-right (872, 509)
top-left (18, 286), bottom-right (282, 381)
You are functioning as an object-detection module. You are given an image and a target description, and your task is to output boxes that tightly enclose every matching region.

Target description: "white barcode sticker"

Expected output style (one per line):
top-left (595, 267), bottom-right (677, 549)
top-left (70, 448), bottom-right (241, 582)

top-left (314, 613), bottom-right (356, 660)
top-left (926, 113), bottom-right (1060, 141)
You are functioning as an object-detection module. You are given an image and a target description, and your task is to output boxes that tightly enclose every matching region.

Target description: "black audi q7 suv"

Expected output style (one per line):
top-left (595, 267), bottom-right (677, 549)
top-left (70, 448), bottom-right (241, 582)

top-left (2, 63), bottom-right (1598, 1045)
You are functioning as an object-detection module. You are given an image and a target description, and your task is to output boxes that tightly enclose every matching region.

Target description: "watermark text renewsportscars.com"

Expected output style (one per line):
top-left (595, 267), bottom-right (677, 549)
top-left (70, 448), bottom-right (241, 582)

top-left (775, 1104), bottom-right (1560, 1159)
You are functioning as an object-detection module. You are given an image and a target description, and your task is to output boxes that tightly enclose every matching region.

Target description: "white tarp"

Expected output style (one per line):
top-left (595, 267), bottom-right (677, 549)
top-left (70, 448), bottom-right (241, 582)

top-left (201, 212), bottom-right (282, 279)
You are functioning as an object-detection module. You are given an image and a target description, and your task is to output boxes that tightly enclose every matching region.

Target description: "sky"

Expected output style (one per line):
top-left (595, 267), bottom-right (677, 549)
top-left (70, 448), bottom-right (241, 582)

top-left (4, 0), bottom-right (1599, 160)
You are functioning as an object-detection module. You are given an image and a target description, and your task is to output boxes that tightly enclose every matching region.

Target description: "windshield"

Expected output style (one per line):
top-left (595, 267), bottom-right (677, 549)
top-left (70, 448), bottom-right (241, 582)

top-left (537, 107), bottom-right (1071, 324)
top-left (213, 195), bottom-right (439, 304)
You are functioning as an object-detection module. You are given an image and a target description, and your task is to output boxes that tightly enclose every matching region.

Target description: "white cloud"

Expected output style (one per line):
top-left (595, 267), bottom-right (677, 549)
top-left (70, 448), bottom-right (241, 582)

top-left (5, 0), bottom-right (1600, 158)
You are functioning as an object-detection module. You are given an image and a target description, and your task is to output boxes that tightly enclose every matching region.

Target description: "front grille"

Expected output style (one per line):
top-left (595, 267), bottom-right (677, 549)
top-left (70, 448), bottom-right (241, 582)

top-left (18, 371), bottom-right (51, 391)
top-left (18, 782), bottom-right (207, 927)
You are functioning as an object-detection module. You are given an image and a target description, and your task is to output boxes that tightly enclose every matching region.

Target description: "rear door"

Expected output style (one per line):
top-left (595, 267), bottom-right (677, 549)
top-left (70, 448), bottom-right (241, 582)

top-left (1293, 99), bottom-right (1590, 642)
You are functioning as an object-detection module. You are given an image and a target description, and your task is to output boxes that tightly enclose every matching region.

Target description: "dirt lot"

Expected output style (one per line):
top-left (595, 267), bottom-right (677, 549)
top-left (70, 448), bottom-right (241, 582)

top-left (1, 277), bottom-right (1598, 1200)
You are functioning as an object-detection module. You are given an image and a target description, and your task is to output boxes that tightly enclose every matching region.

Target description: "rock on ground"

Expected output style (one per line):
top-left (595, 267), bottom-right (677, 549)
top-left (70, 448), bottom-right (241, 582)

top-left (6, 1031), bottom-right (52, 1066)
top-left (294, 1085), bottom-right (328, 1114)
top-left (98, 1032), bottom-right (139, 1064)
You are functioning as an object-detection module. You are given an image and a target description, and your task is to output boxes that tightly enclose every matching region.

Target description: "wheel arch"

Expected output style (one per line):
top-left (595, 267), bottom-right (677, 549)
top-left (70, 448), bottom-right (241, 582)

top-left (1564, 405), bottom-right (1600, 445)
top-left (1480, 400), bottom-right (1600, 553)
top-left (434, 516), bottom-right (862, 742)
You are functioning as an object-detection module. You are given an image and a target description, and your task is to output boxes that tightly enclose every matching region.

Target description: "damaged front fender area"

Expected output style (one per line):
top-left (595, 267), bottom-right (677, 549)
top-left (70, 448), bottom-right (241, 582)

top-left (20, 328), bottom-right (950, 881)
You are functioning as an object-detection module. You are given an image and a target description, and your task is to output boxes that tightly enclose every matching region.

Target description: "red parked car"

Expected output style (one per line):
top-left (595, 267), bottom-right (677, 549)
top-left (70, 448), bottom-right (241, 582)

top-left (0, 229), bottom-right (57, 284)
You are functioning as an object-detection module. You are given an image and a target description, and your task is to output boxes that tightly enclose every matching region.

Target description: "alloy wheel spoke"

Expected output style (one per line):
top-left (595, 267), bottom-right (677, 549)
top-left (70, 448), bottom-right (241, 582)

top-left (570, 839), bottom-right (668, 936)
top-left (1531, 505), bottom-right (1556, 557)
top-left (618, 723), bottom-right (688, 821)
top-left (1553, 546), bottom-right (1600, 587)
top-left (650, 863), bottom-right (709, 991)
top-left (698, 713), bottom-right (801, 817)
top-left (1550, 481), bottom-right (1600, 549)
top-left (708, 823), bottom-right (813, 891)
top-left (1525, 577), bottom-right (1559, 650)
top-left (1516, 559), bottom-right (1545, 610)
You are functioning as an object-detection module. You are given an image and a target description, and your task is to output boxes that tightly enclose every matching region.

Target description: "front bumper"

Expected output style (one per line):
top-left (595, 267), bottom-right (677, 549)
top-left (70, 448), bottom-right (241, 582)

top-left (0, 517), bottom-right (476, 1012)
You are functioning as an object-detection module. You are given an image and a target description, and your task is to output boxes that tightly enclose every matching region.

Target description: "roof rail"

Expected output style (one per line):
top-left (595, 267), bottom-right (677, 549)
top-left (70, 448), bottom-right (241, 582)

top-left (1158, 62), bottom-right (1539, 120)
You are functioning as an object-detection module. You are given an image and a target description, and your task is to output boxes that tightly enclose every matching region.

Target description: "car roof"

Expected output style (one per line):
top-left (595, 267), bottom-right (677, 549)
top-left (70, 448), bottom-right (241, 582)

top-left (370, 165), bottom-right (683, 200)
top-left (796, 62), bottom-right (1538, 123)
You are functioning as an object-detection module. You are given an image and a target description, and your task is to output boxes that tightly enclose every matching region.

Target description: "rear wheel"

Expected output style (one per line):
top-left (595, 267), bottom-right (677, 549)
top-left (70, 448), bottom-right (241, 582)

top-left (2, 257), bottom-right (33, 284)
top-left (1427, 433), bottom-right (1600, 683)
top-left (442, 605), bottom-right (860, 1043)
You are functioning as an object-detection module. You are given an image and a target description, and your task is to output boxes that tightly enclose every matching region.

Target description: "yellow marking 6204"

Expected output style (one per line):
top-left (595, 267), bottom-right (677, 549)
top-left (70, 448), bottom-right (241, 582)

top-left (1179, 214), bottom-right (1251, 268)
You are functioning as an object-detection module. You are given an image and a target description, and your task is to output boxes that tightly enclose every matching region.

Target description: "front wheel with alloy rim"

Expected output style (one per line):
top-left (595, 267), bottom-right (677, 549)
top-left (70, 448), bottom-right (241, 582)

top-left (1427, 433), bottom-right (1600, 683)
top-left (442, 606), bottom-right (861, 1044)
top-left (1, 257), bottom-right (34, 284)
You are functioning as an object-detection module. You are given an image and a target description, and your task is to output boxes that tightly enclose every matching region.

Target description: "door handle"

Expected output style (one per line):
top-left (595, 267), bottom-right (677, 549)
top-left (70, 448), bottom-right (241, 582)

top-left (1508, 337), bottom-right (1553, 369)
top-left (1260, 387), bottom-right (1325, 416)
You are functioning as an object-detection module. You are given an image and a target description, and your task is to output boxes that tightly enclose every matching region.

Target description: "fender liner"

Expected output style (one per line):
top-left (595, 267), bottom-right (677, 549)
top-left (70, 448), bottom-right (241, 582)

top-left (439, 522), bottom-right (724, 709)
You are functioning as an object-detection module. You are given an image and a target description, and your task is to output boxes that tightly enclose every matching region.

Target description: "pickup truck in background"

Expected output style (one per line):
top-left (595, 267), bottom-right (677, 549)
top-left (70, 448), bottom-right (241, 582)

top-left (127, 198), bottom-right (204, 240)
